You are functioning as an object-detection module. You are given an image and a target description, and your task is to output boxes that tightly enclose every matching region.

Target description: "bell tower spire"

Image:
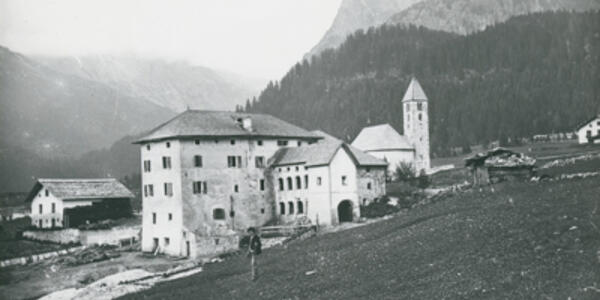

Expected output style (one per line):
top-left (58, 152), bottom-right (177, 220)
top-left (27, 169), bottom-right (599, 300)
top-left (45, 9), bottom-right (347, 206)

top-left (402, 77), bottom-right (430, 174)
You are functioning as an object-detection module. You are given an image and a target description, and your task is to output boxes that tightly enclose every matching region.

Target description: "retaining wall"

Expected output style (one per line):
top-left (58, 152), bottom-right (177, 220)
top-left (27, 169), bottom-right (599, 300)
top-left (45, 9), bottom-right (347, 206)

top-left (23, 226), bottom-right (140, 246)
top-left (0, 246), bottom-right (85, 268)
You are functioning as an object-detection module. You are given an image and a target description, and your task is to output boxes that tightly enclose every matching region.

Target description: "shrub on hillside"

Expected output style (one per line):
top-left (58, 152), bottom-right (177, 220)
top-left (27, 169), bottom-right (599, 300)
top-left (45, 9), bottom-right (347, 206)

top-left (360, 197), bottom-right (400, 219)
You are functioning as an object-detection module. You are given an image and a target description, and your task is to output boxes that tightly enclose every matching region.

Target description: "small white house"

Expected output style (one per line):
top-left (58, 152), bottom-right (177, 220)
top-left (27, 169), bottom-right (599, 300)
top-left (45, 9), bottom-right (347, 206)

top-left (25, 178), bottom-right (134, 228)
top-left (576, 114), bottom-right (600, 144)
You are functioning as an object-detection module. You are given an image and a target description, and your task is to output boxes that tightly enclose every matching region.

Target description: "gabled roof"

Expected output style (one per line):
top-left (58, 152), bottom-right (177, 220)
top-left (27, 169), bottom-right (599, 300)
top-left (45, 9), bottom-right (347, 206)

top-left (351, 124), bottom-right (414, 151)
top-left (575, 114), bottom-right (600, 131)
top-left (402, 78), bottom-right (428, 102)
top-left (25, 178), bottom-right (134, 202)
top-left (134, 110), bottom-right (321, 143)
top-left (270, 142), bottom-right (342, 167)
top-left (311, 130), bottom-right (388, 167)
top-left (270, 130), bottom-right (388, 168)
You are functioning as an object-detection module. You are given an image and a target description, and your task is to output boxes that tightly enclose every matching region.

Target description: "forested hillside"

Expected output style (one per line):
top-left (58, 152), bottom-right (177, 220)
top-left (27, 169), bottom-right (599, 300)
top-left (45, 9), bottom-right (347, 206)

top-left (246, 11), bottom-right (600, 156)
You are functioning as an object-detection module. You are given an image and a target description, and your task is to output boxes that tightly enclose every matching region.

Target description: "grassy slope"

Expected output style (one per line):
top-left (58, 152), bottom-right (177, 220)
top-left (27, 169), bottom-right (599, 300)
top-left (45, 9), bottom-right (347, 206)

top-left (123, 177), bottom-right (600, 300)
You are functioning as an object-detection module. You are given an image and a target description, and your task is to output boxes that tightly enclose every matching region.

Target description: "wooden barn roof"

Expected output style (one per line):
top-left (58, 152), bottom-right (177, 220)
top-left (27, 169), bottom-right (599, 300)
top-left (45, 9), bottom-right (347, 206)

top-left (135, 110), bottom-right (321, 143)
top-left (25, 178), bottom-right (134, 202)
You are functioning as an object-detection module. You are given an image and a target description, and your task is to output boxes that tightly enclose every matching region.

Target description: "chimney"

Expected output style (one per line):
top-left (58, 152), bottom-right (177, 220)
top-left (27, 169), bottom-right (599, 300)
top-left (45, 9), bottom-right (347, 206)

top-left (240, 117), bottom-right (253, 132)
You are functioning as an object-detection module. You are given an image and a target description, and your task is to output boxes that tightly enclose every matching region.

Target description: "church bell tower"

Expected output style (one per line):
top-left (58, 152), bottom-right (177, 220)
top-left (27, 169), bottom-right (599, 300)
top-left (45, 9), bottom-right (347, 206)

top-left (402, 77), bottom-right (430, 174)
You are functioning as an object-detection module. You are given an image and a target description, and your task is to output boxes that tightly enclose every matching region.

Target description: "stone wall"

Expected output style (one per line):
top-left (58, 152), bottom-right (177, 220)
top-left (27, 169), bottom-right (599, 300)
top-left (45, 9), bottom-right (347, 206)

top-left (195, 234), bottom-right (240, 256)
top-left (23, 229), bottom-right (80, 244)
top-left (357, 167), bottom-right (387, 206)
top-left (0, 246), bottom-right (86, 268)
top-left (23, 226), bottom-right (139, 246)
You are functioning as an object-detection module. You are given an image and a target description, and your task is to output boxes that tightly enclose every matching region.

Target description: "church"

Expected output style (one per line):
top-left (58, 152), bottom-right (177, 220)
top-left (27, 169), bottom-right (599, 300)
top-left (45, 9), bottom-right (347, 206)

top-left (352, 78), bottom-right (431, 175)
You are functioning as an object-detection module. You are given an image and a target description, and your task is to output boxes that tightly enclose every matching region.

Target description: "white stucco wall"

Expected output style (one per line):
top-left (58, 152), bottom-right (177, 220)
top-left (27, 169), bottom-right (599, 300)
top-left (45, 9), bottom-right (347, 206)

top-left (366, 149), bottom-right (415, 175)
top-left (329, 148), bottom-right (360, 224)
top-left (141, 139), bottom-right (184, 256)
top-left (30, 188), bottom-right (96, 228)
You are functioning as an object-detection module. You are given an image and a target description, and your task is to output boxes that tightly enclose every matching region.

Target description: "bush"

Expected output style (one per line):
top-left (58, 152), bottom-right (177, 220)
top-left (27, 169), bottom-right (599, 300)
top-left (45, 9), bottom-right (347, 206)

top-left (360, 198), bottom-right (400, 219)
top-left (394, 162), bottom-right (417, 182)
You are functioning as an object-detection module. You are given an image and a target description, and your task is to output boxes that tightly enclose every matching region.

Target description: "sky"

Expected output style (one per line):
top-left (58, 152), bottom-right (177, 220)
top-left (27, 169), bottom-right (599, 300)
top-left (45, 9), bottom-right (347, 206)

top-left (0, 0), bottom-right (342, 80)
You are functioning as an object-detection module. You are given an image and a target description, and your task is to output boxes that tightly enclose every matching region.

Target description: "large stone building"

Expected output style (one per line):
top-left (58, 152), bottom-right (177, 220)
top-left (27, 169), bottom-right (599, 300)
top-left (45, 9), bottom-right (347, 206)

top-left (352, 78), bottom-right (431, 175)
top-left (135, 110), bottom-right (387, 257)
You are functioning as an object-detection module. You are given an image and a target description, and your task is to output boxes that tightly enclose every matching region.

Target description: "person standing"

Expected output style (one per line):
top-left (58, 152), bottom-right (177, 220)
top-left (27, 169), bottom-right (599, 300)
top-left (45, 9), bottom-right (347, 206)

top-left (247, 227), bottom-right (262, 281)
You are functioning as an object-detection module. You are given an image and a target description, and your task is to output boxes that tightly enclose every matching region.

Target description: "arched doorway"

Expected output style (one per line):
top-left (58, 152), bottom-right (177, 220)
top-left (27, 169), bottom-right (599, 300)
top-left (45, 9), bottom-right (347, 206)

top-left (337, 200), bottom-right (353, 223)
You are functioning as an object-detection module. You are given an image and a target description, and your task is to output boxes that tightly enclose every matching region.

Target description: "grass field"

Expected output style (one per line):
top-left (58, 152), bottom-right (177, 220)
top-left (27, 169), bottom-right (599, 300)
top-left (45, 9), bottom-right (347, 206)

top-left (122, 175), bottom-right (600, 300)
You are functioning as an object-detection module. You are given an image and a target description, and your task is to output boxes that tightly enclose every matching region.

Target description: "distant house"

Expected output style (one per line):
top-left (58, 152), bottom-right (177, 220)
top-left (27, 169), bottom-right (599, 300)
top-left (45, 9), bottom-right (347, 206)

top-left (25, 178), bottom-right (134, 228)
top-left (352, 78), bottom-right (431, 175)
top-left (576, 114), bottom-right (600, 144)
top-left (465, 148), bottom-right (536, 185)
top-left (0, 206), bottom-right (29, 222)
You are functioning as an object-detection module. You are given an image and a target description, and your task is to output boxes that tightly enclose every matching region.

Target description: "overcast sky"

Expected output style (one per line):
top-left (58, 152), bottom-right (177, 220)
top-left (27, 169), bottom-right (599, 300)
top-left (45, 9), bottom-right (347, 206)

top-left (0, 0), bottom-right (342, 80)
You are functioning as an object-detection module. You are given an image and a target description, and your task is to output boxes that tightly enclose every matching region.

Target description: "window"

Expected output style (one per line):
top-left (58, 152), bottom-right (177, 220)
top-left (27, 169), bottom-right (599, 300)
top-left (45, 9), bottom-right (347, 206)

top-left (162, 156), bottom-right (172, 169)
top-left (288, 202), bottom-right (294, 215)
top-left (287, 177), bottom-right (293, 190)
top-left (317, 177), bottom-right (322, 186)
top-left (193, 181), bottom-right (207, 194)
top-left (279, 203), bottom-right (285, 215)
top-left (367, 182), bottom-right (372, 190)
top-left (418, 113), bottom-right (422, 121)
top-left (51, 203), bottom-right (55, 213)
top-left (146, 144), bottom-right (151, 151)
top-left (278, 178), bottom-right (284, 191)
top-left (143, 160), bottom-right (152, 172)
top-left (405, 103), bottom-right (409, 111)
top-left (296, 176), bottom-right (301, 189)
top-left (304, 175), bottom-right (309, 189)
top-left (194, 155), bottom-right (203, 167)
top-left (366, 167), bottom-right (371, 173)
top-left (164, 237), bottom-right (170, 247)
top-left (261, 208), bottom-right (265, 214)
top-left (277, 140), bottom-right (288, 146)
top-left (260, 179), bottom-right (265, 191)
top-left (230, 140), bottom-right (235, 145)
top-left (234, 184), bottom-right (239, 193)
top-left (297, 141), bottom-right (302, 146)
top-left (213, 208), bottom-right (226, 220)
top-left (255, 156), bottom-right (265, 168)
top-left (295, 166), bottom-right (299, 171)
top-left (297, 201), bottom-right (304, 214)
top-left (342, 176), bottom-right (348, 186)
top-left (417, 102), bottom-right (423, 111)
top-left (148, 184), bottom-right (154, 196)
top-left (39, 204), bottom-right (42, 214)
top-left (195, 139), bottom-right (200, 145)
top-left (166, 142), bottom-right (170, 148)
top-left (164, 183), bottom-right (173, 197)
top-left (152, 213), bottom-right (157, 224)
top-left (168, 213), bottom-right (173, 221)
top-left (45, 190), bottom-right (49, 197)
top-left (587, 130), bottom-right (592, 137)
top-left (257, 140), bottom-right (263, 146)
top-left (227, 156), bottom-right (242, 168)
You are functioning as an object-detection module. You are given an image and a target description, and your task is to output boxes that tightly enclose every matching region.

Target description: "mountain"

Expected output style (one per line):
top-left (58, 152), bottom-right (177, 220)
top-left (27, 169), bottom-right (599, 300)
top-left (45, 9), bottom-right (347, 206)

top-left (305, 0), bottom-right (422, 58)
top-left (35, 55), bottom-right (264, 112)
top-left (388, 0), bottom-right (600, 35)
top-left (0, 46), bottom-right (175, 158)
top-left (246, 11), bottom-right (600, 157)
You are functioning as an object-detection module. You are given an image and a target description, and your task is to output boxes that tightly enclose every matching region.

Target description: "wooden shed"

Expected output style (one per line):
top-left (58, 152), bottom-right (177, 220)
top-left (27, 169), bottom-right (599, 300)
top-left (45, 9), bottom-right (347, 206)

top-left (465, 148), bottom-right (536, 185)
